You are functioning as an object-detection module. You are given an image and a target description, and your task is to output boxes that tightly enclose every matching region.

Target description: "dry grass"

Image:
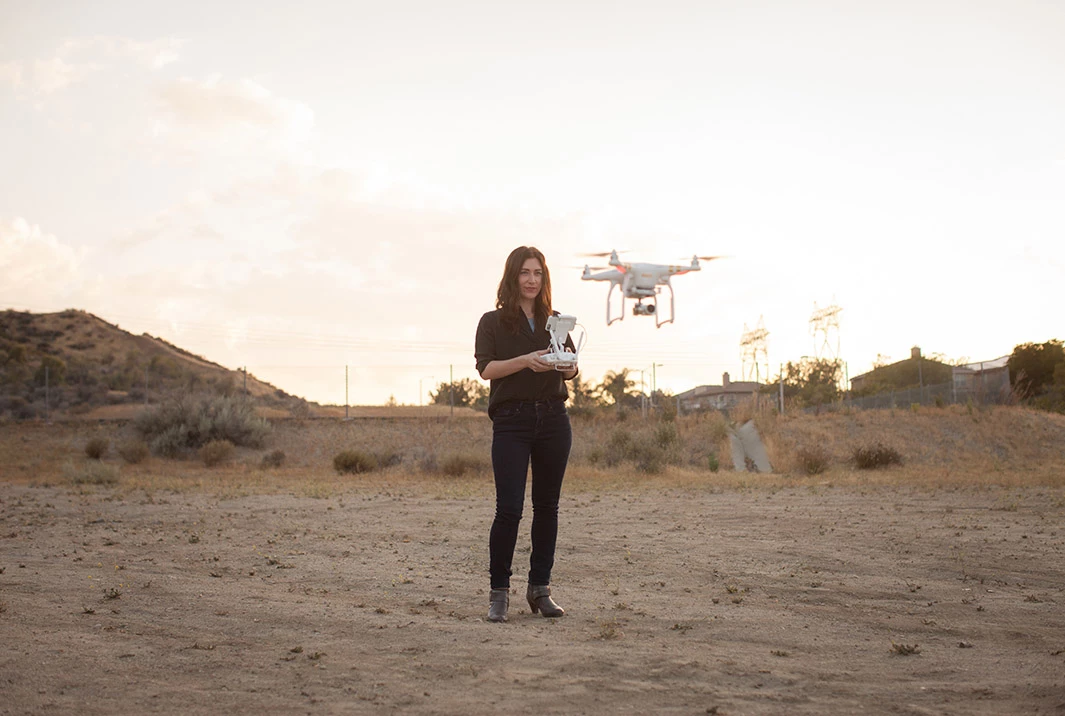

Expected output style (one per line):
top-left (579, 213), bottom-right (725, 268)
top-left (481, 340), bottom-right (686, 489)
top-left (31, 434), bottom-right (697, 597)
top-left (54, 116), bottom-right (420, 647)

top-left (3, 405), bottom-right (1065, 495)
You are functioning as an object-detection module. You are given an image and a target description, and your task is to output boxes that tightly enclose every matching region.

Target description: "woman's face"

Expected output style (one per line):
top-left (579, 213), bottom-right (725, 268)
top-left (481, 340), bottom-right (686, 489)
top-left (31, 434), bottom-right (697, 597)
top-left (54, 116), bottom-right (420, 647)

top-left (518, 257), bottom-right (544, 302)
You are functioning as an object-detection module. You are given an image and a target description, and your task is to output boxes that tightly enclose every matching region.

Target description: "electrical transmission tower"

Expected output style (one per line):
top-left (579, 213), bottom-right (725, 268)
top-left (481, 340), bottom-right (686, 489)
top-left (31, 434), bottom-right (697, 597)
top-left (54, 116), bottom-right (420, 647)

top-left (740, 315), bottom-right (769, 383)
top-left (809, 300), bottom-right (842, 362)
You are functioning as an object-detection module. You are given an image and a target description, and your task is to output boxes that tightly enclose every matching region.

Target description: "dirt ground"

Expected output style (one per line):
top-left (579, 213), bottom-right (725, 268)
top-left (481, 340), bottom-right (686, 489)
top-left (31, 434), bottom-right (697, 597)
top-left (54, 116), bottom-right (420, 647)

top-left (2, 475), bottom-right (1063, 715)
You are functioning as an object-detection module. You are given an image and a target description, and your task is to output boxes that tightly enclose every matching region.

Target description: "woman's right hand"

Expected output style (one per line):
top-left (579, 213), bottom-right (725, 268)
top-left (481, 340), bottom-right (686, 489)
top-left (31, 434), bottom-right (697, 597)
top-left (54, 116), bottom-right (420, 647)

top-left (525, 349), bottom-right (553, 373)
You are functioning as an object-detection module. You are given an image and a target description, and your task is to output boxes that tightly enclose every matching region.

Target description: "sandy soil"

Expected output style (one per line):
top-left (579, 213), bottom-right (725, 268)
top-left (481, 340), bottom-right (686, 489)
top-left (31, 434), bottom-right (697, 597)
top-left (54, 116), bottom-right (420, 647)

top-left (2, 479), bottom-right (1063, 715)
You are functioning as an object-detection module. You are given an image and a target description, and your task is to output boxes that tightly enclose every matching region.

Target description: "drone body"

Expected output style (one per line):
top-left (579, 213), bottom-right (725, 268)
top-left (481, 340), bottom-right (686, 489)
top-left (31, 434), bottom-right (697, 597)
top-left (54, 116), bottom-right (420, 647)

top-left (580, 249), bottom-right (720, 328)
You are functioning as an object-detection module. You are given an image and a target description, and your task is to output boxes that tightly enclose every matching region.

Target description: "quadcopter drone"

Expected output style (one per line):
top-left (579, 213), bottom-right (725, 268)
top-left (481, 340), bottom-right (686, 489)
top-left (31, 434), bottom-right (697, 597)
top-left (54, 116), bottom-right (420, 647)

top-left (579, 249), bottom-right (722, 328)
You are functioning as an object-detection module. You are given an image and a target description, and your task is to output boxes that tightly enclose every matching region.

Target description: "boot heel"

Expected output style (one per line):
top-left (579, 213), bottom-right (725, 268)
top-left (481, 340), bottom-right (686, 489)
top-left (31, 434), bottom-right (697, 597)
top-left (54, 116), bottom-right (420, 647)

top-left (526, 584), bottom-right (565, 618)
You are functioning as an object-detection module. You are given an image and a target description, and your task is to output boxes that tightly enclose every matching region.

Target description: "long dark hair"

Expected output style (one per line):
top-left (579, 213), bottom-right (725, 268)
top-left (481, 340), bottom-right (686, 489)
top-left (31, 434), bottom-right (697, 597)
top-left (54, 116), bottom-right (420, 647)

top-left (496, 246), bottom-right (552, 334)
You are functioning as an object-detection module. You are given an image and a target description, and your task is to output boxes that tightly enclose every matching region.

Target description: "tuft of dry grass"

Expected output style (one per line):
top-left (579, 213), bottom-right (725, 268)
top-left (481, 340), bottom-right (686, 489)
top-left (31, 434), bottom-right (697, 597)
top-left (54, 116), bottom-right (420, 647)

top-left (333, 450), bottom-right (377, 474)
top-left (61, 460), bottom-right (119, 485)
top-left (84, 436), bottom-right (109, 460)
top-left (795, 445), bottom-right (830, 475)
top-left (260, 449), bottom-right (286, 468)
top-left (853, 442), bottom-right (903, 470)
top-left (200, 439), bottom-right (235, 467)
top-left (117, 440), bottom-right (150, 465)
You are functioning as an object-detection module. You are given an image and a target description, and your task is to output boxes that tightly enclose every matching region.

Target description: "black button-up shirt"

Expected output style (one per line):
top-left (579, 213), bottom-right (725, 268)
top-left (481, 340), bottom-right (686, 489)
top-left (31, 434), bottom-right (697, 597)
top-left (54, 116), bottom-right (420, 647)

top-left (474, 309), bottom-right (578, 417)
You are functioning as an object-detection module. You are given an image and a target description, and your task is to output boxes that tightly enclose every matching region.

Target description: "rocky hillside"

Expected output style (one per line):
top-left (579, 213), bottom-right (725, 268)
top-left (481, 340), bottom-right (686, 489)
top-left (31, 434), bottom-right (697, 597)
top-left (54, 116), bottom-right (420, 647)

top-left (0, 309), bottom-right (310, 420)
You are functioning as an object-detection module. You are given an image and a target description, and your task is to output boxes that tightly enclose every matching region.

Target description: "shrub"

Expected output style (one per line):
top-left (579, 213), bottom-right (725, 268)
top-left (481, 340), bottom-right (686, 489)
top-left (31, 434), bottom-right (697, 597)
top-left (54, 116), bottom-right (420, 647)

top-left (334, 450), bottom-right (377, 474)
top-left (605, 429), bottom-right (632, 467)
top-left (707, 452), bottom-right (720, 472)
top-left (630, 440), bottom-right (665, 474)
top-left (375, 450), bottom-right (403, 468)
top-left (62, 460), bottom-right (119, 485)
top-left (260, 449), bottom-right (286, 468)
top-left (853, 442), bottom-right (903, 470)
top-left (796, 445), bottom-right (829, 475)
top-left (440, 453), bottom-right (484, 477)
top-left (134, 394), bottom-right (269, 456)
top-left (117, 440), bottom-right (151, 465)
top-left (200, 439), bottom-right (235, 467)
top-left (653, 422), bottom-right (679, 449)
top-left (418, 452), bottom-right (439, 474)
top-left (84, 436), bottom-right (109, 460)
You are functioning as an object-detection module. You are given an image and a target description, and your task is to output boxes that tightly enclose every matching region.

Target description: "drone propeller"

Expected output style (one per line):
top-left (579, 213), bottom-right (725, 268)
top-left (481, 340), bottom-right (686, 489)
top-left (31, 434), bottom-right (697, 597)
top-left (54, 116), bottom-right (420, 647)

top-left (567, 265), bottom-right (609, 270)
top-left (680, 255), bottom-right (727, 262)
top-left (578, 250), bottom-right (629, 258)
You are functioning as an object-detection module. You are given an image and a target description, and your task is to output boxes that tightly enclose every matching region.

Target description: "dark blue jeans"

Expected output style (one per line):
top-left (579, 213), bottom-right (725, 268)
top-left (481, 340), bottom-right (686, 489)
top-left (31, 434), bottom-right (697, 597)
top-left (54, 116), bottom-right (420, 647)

top-left (489, 399), bottom-right (572, 589)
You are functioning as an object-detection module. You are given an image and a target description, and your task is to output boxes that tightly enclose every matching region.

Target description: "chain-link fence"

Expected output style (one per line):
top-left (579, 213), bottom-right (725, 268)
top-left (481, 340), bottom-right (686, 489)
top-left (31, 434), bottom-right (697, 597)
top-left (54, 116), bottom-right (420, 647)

top-left (808, 378), bottom-right (1014, 415)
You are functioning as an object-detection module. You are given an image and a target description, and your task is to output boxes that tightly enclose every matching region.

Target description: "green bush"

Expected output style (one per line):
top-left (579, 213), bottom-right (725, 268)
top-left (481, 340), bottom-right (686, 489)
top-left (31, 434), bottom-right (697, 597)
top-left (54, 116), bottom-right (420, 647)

top-left (853, 442), bottom-right (903, 470)
top-left (795, 445), bottom-right (829, 475)
top-left (707, 452), bottom-right (720, 472)
top-left (84, 436), bottom-right (109, 460)
top-left (200, 439), bottom-right (235, 467)
top-left (260, 449), bottom-right (286, 468)
top-left (134, 394), bottom-right (270, 457)
top-left (334, 450), bottom-right (377, 474)
top-left (117, 440), bottom-right (151, 465)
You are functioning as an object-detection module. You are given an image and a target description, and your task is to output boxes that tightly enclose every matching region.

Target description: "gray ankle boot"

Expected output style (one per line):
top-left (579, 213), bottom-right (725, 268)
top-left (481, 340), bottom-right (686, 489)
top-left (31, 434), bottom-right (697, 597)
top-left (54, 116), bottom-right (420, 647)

top-left (488, 588), bottom-right (509, 622)
top-left (526, 584), bottom-right (565, 617)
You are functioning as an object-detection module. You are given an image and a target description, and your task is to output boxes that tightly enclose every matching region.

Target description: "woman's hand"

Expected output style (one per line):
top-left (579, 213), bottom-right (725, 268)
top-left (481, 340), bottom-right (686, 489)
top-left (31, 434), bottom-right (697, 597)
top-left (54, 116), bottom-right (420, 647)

top-left (525, 349), bottom-right (553, 373)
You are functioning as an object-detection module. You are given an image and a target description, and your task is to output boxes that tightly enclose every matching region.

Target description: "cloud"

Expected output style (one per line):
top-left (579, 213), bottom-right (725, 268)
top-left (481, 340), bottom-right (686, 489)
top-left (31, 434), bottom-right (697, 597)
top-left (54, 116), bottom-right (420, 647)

top-left (2, 35), bottom-right (183, 95)
top-left (0, 218), bottom-right (86, 308)
top-left (0, 61), bottom-right (22, 89)
top-left (59, 36), bottom-right (184, 70)
top-left (153, 75), bottom-right (314, 159)
top-left (30, 56), bottom-right (90, 94)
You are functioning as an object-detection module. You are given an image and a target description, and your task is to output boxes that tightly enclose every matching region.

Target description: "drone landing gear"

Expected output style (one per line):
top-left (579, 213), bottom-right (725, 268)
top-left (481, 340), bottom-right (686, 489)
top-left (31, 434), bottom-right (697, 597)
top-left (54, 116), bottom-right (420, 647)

top-left (606, 283), bottom-right (624, 326)
top-left (644, 285), bottom-right (675, 328)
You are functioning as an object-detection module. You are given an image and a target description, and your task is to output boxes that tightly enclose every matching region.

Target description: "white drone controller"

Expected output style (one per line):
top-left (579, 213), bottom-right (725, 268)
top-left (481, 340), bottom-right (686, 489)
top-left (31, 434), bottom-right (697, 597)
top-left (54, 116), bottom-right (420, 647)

top-left (542, 314), bottom-right (584, 371)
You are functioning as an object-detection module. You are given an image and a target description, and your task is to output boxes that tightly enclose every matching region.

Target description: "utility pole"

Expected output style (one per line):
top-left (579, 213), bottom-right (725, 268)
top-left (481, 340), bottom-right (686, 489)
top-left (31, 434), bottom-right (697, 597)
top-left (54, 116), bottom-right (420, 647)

top-left (419, 376), bottom-right (435, 406)
top-left (242, 366), bottom-right (248, 394)
top-left (449, 364), bottom-right (454, 418)
top-left (345, 365), bottom-right (349, 419)
top-left (144, 365), bottom-right (149, 406)
top-left (638, 368), bottom-right (646, 419)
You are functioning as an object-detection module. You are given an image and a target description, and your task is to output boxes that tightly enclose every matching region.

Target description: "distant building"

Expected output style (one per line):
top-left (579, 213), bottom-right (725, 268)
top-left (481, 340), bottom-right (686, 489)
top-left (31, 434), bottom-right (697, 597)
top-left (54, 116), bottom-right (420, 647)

top-left (676, 372), bottom-right (763, 412)
top-left (951, 355), bottom-right (1011, 402)
top-left (849, 346), bottom-right (952, 394)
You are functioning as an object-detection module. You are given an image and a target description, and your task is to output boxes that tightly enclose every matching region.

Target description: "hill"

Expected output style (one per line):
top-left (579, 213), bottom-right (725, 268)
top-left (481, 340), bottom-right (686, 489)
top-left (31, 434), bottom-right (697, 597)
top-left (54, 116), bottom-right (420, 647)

top-left (0, 309), bottom-right (312, 420)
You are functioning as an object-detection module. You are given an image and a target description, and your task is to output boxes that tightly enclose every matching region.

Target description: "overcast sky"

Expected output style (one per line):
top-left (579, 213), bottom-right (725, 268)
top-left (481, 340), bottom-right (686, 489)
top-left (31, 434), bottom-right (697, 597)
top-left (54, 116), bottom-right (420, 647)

top-left (2, 0), bottom-right (1063, 405)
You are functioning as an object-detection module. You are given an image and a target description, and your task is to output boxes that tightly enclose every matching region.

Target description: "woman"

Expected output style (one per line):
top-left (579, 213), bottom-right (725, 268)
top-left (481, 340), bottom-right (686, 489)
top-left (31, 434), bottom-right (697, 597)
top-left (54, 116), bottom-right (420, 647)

top-left (474, 246), bottom-right (579, 622)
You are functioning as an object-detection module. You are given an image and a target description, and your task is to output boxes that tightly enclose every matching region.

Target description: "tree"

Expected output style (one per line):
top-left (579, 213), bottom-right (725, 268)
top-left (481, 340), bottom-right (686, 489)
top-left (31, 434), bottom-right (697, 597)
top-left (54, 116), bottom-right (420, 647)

top-left (1008, 340), bottom-right (1065, 400)
top-left (776, 358), bottom-right (842, 408)
top-left (597, 368), bottom-right (639, 410)
top-left (567, 374), bottom-right (603, 411)
top-left (430, 378), bottom-right (489, 410)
